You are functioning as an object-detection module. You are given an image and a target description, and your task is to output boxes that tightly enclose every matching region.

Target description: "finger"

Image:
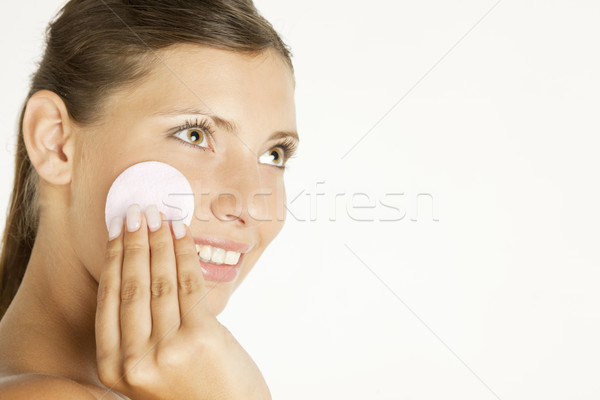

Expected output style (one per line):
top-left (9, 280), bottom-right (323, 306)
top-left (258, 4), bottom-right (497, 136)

top-left (171, 221), bottom-right (210, 329)
top-left (120, 204), bottom-right (151, 353)
top-left (96, 216), bottom-right (124, 367)
top-left (145, 206), bottom-right (181, 340)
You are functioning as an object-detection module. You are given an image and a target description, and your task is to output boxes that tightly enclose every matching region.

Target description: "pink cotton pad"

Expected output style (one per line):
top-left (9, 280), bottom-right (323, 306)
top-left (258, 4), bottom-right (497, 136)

top-left (104, 161), bottom-right (195, 230)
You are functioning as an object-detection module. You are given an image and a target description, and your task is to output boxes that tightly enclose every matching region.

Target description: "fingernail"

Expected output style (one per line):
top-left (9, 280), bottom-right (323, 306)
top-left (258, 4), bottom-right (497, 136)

top-left (126, 204), bottom-right (141, 232)
top-left (108, 216), bottom-right (123, 240)
top-left (145, 204), bottom-right (162, 232)
top-left (171, 220), bottom-right (186, 239)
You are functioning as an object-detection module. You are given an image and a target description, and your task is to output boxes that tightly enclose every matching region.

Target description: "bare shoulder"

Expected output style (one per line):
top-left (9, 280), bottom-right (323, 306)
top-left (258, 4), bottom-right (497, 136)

top-left (0, 373), bottom-right (123, 399)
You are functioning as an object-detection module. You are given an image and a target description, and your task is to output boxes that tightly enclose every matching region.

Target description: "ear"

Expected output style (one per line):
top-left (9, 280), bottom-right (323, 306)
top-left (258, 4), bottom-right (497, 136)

top-left (22, 90), bottom-right (75, 185)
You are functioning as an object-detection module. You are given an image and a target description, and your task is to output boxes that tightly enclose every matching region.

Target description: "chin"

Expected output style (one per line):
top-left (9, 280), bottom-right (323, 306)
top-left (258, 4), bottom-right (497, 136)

top-left (209, 297), bottom-right (229, 317)
top-left (205, 281), bottom-right (234, 316)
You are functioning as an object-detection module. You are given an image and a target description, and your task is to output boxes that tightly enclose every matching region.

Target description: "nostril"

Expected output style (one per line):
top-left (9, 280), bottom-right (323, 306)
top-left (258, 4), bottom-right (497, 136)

top-left (225, 214), bottom-right (245, 224)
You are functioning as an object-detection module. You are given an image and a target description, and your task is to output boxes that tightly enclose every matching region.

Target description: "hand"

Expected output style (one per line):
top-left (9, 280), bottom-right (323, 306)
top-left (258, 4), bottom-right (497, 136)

top-left (95, 203), bottom-right (271, 400)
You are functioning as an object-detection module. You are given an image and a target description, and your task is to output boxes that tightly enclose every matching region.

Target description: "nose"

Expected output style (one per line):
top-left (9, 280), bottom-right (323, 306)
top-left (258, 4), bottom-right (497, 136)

top-left (209, 151), bottom-right (270, 227)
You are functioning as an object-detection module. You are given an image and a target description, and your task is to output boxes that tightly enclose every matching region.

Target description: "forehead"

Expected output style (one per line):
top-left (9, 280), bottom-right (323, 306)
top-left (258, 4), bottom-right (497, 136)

top-left (102, 43), bottom-right (296, 130)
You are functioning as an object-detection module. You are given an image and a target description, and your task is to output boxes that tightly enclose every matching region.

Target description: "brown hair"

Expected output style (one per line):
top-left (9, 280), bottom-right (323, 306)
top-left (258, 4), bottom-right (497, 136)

top-left (0, 0), bottom-right (293, 319)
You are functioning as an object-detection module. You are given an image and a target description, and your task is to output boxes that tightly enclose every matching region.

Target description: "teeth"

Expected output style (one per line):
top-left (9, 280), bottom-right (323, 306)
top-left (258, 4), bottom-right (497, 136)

top-left (224, 250), bottom-right (241, 265)
top-left (196, 244), bottom-right (241, 266)
top-left (199, 245), bottom-right (212, 261)
top-left (210, 247), bottom-right (226, 264)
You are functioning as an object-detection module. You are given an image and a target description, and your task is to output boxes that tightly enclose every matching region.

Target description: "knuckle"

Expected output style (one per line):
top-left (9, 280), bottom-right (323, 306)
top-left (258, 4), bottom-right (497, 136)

top-left (104, 246), bottom-right (122, 262)
top-left (151, 277), bottom-right (174, 298)
top-left (155, 347), bottom-right (183, 369)
top-left (97, 283), bottom-right (119, 305)
top-left (123, 242), bottom-right (148, 255)
top-left (97, 360), bottom-right (120, 387)
top-left (122, 356), bottom-right (151, 387)
top-left (192, 330), bottom-right (214, 351)
top-left (178, 271), bottom-right (201, 294)
top-left (150, 238), bottom-right (170, 253)
top-left (174, 246), bottom-right (197, 258)
top-left (183, 319), bottom-right (217, 347)
top-left (121, 279), bottom-right (144, 302)
top-left (175, 331), bottom-right (211, 362)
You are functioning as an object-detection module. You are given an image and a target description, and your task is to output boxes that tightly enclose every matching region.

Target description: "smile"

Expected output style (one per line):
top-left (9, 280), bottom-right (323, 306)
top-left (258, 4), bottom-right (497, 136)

top-left (195, 244), bottom-right (240, 265)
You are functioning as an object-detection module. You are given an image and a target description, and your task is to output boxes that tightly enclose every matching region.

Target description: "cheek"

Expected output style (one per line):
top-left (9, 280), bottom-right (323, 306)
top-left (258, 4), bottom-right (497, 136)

top-left (233, 181), bottom-right (286, 288)
top-left (270, 176), bottom-right (287, 233)
top-left (266, 175), bottom-right (287, 226)
top-left (70, 139), bottom-right (133, 282)
top-left (257, 180), bottom-right (286, 252)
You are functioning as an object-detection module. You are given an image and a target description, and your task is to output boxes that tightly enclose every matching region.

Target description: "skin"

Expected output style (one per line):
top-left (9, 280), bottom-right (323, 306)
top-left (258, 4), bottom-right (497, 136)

top-left (0, 43), bottom-right (297, 397)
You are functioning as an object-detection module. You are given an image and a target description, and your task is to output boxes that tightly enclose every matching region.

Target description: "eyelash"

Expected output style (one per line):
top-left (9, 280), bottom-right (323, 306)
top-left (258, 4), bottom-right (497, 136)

top-left (171, 118), bottom-right (298, 170)
top-left (271, 137), bottom-right (298, 170)
top-left (171, 118), bottom-right (215, 151)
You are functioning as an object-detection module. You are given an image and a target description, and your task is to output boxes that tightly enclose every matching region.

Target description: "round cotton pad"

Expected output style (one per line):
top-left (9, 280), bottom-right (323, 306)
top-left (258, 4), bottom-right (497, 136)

top-left (104, 161), bottom-right (195, 230)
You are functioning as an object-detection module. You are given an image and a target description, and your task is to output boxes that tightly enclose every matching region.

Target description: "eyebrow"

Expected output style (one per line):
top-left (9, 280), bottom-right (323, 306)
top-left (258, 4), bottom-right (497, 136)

top-left (154, 107), bottom-right (299, 143)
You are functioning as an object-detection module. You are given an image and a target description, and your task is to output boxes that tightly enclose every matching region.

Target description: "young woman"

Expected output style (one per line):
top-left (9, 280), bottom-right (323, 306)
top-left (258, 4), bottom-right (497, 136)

top-left (0, 1), bottom-right (298, 398)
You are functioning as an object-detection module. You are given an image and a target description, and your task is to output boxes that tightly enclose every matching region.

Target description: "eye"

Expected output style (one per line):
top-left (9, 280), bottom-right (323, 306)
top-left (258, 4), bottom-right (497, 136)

top-left (171, 118), bottom-right (215, 151)
top-left (173, 128), bottom-right (210, 150)
top-left (259, 147), bottom-right (285, 168)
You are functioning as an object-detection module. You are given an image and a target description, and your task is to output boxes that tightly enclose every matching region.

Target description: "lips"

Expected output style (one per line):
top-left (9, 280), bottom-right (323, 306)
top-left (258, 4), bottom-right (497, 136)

top-left (191, 236), bottom-right (253, 282)
top-left (192, 236), bottom-right (253, 253)
top-left (197, 254), bottom-right (243, 283)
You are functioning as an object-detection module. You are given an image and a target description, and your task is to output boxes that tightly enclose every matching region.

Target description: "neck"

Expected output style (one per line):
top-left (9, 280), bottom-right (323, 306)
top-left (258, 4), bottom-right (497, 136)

top-left (0, 213), bottom-right (100, 384)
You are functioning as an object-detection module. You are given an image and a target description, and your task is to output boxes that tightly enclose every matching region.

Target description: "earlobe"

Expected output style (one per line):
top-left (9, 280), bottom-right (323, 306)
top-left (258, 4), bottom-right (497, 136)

top-left (22, 90), bottom-right (73, 185)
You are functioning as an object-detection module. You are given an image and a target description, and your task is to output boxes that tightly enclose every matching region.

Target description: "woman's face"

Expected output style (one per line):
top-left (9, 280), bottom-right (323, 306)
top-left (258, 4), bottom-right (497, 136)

top-left (71, 44), bottom-right (297, 315)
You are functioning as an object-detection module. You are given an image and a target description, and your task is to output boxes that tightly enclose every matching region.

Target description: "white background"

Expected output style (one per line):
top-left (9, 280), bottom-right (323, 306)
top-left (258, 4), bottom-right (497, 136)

top-left (2, 1), bottom-right (600, 399)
